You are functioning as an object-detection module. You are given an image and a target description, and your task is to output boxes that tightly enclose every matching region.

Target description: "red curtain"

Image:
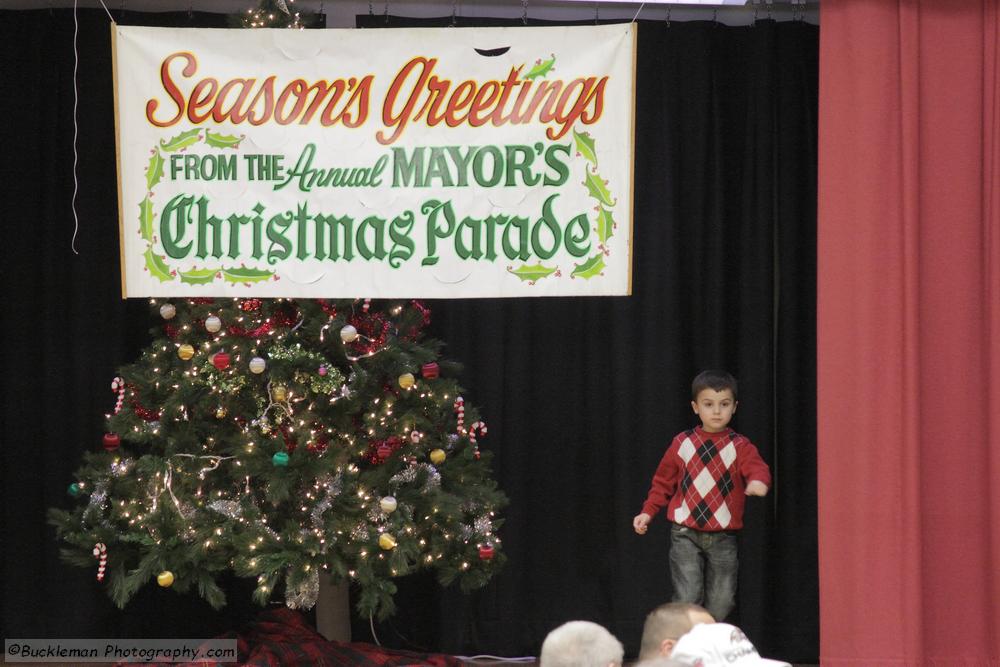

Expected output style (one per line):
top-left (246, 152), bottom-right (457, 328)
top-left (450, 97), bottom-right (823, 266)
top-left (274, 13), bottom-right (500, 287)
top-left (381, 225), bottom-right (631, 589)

top-left (818, 1), bottom-right (1000, 664)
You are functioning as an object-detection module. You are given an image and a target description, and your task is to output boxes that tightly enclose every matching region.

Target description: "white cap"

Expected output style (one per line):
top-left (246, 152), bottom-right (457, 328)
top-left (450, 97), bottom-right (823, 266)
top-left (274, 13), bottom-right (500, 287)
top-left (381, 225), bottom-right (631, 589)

top-left (670, 623), bottom-right (791, 667)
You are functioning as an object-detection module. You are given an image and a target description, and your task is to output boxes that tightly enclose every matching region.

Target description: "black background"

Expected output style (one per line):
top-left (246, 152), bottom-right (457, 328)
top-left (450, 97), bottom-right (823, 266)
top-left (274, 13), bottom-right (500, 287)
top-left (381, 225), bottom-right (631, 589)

top-left (0, 9), bottom-right (818, 662)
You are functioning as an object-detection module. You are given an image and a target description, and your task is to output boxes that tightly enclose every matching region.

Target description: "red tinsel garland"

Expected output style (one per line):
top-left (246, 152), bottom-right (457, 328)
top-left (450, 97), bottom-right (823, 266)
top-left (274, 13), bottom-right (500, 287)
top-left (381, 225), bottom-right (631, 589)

top-left (348, 312), bottom-right (390, 355)
top-left (316, 300), bottom-right (339, 318)
top-left (228, 320), bottom-right (274, 338)
top-left (127, 384), bottom-right (163, 422)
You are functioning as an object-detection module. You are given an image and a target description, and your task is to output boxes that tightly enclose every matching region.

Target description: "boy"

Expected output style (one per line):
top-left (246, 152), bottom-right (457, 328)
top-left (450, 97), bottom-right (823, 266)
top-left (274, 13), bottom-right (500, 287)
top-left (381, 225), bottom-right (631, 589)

top-left (632, 370), bottom-right (771, 622)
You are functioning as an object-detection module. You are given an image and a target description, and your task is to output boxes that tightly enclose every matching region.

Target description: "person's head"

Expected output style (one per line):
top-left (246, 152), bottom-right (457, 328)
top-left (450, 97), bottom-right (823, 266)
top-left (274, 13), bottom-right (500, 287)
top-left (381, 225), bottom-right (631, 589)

top-left (638, 602), bottom-right (715, 660)
top-left (539, 620), bottom-right (624, 667)
top-left (691, 370), bottom-right (738, 433)
top-left (669, 623), bottom-right (792, 667)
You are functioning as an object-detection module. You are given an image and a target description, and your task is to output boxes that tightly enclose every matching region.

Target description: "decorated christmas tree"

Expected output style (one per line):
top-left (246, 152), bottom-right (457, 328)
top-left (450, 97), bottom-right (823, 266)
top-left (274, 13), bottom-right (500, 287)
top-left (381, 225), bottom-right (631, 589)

top-left (50, 298), bottom-right (506, 618)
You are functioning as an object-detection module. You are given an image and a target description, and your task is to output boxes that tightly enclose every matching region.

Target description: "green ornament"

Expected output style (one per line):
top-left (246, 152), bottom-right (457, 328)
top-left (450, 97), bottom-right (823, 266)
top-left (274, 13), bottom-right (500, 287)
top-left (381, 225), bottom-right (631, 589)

top-left (272, 452), bottom-right (289, 467)
top-left (67, 483), bottom-right (81, 497)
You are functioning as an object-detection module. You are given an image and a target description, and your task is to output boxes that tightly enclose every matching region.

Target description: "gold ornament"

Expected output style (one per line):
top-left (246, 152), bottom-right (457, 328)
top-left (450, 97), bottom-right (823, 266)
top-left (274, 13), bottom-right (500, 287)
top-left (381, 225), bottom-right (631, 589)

top-left (430, 448), bottom-right (446, 465)
top-left (177, 344), bottom-right (195, 360)
top-left (378, 533), bottom-right (397, 550)
top-left (156, 571), bottom-right (174, 587)
top-left (216, 407), bottom-right (227, 419)
top-left (272, 384), bottom-right (288, 402)
top-left (398, 372), bottom-right (415, 389)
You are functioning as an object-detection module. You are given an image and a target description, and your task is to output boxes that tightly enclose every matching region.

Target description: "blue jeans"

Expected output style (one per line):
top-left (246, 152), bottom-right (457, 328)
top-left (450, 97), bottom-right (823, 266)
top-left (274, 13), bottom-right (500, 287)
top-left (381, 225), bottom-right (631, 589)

top-left (669, 523), bottom-right (738, 622)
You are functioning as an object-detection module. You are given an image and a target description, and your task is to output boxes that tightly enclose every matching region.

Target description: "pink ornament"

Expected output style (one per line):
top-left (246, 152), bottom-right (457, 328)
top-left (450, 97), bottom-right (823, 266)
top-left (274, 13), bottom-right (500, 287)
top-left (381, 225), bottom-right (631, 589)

top-left (318, 365), bottom-right (328, 376)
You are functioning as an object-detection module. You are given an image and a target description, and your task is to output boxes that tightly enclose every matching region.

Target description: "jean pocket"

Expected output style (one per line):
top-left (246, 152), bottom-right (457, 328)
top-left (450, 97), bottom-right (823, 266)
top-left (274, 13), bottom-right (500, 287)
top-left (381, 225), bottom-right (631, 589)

top-left (671, 523), bottom-right (688, 534)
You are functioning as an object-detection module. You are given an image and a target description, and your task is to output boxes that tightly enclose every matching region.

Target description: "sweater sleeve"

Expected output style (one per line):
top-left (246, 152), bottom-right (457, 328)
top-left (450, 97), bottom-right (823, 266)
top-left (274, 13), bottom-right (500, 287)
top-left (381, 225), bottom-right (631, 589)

top-left (737, 438), bottom-right (772, 487)
top-left (640, 437), bottom-right (683, 519)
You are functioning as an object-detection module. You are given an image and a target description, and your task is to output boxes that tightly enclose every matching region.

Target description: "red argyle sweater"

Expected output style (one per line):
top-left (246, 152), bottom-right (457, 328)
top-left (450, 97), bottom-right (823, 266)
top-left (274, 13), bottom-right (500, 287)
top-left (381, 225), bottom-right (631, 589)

top-left (640, 426), bottom-right (771, 531)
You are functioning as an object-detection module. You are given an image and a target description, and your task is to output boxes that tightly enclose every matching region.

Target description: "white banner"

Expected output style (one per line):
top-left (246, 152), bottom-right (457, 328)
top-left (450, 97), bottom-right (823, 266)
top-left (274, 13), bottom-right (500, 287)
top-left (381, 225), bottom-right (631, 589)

top-left (114, 24), bottom-right (635, 298)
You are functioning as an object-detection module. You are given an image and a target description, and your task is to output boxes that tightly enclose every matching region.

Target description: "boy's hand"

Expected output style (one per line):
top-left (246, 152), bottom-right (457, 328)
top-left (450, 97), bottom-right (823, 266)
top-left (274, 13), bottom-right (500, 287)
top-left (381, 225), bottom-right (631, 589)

top-left (633, 513), bottom-right (652, 535)
top-left (745, 480), bottom-right (769, 496)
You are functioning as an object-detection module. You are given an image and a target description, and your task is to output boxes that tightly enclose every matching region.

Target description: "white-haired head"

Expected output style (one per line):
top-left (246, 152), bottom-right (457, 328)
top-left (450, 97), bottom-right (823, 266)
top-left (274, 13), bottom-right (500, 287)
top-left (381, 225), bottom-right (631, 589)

top-left (539, 620), bottom-right (624, 667)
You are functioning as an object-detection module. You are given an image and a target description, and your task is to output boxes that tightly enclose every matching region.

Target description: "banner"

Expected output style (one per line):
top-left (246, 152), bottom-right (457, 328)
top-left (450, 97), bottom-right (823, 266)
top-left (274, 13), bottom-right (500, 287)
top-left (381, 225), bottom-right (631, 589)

top-left (113, 24), bottom-right (635, 298)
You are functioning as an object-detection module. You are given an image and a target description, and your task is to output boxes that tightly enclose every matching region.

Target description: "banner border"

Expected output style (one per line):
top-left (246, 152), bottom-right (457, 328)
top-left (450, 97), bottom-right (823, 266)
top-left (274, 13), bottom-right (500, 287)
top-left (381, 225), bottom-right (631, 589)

top-left (111, 24), bottom-right (127, 300)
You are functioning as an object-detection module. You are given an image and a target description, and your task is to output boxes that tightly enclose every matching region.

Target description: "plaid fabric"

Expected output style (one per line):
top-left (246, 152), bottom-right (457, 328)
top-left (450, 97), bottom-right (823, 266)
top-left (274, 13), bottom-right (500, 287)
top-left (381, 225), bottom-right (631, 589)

top-left (641, 427), bottom-right (771, 532)
top-left (125, 608), bottom-right (463, 667)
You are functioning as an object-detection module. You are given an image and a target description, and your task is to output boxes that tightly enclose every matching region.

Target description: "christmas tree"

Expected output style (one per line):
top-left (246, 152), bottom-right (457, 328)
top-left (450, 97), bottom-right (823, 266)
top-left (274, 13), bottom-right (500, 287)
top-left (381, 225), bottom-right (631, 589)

top-left (50, 298), bottom-right (506, 618)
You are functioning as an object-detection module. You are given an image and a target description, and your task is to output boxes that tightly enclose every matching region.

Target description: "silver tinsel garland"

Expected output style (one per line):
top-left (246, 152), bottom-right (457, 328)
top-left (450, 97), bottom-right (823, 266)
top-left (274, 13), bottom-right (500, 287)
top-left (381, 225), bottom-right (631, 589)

top-left (389, 463), bottom-right (441, 490)
top-left (285, 568), bottom-right (319, 610)
top-left (208, 500), bottom-right (244, 519)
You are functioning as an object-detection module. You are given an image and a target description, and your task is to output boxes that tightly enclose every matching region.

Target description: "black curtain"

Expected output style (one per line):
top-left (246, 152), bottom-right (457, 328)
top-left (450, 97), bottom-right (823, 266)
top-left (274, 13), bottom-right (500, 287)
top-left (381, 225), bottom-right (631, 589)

top-left (1, 9), bottom-right (817, 663)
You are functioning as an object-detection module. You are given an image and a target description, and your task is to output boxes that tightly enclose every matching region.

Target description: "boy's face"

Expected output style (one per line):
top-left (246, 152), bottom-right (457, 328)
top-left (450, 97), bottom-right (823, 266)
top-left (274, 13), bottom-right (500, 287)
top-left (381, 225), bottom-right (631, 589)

top-left (691, 388), bottom-right (737, 433)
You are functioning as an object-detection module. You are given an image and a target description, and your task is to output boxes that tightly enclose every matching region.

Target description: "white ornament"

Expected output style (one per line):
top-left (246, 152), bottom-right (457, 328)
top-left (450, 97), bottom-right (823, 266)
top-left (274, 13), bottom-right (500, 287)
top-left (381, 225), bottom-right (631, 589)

top-left (380, 496), bottom-right (398, 513)
top-left (249, 357), bottom-right (267, 374)
top-left (159, 303), bottom-right (176, 320)
top-left (340, 324), bottom-right (358, 342)
top-left (205, 316), bottom-right (222, 333)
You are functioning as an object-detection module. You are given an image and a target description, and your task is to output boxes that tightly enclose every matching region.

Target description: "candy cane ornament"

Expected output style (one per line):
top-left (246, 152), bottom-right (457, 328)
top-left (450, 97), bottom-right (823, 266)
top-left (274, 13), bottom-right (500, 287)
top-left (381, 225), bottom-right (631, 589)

top-left (468, 421), bottom-right (488, 445)
top-left (111, 377), bottom-right (125, 415)
top-left (454, 397), bottom-right (465, 432)
top-left (468, 421), bottom-right (487, 460)
top-left (93, 542), bottom-right (108, 582)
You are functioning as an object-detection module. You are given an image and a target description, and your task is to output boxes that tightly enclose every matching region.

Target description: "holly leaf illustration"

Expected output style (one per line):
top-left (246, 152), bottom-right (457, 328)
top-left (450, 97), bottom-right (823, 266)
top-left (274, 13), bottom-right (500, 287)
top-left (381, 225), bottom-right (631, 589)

top-left (138, 196), bottom-right (155, 242)
top-left (146, 149), bottom-right (165, 191)
top-left (573, 129), bottom-right (598, 167)
top-left (596, 206), bottom-right (615, 245)
top-left (143, 248), bottom-right (174, 282)
top-left (159, 128), bottom-right (201, 153)
top-left (571, 253), bottom-right (606, 280)
top-left (583, 168), bottom-right (616, 207)
top-left (221, 267), bottom-right (275, 284)
top-left (525, 54), bottom-right (556, 80)
top-left (205, 131), bottom-right (243, 149)
top-left (507, 263), bottom-right (558, 283)
top-left (179, 268), bottom-right (219, 285)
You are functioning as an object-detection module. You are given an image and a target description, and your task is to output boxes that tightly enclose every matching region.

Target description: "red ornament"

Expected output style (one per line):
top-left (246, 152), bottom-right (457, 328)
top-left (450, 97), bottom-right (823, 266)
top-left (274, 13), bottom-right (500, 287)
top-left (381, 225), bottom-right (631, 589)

top-left (240, 298), bottom-right (262, 312)
top-left (377, 443), bottom-right (393, 461)
top-left (421, 362), bottom-right (440, 379)
top-left (478, 544), bottom-right (495, 561)
top-left (102, 433), bottom-right (121, 451)
top-left (212, 352), bottom-right (231, 370)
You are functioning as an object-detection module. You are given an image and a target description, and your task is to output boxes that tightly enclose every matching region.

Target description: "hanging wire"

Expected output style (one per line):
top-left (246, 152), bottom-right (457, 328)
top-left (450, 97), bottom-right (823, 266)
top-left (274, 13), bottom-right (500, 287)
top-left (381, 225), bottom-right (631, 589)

top-left (384, 0), bottom-right (390, 24)
top-left (71, 0), bottom-right (81, 254)
top-left (664, 5), bottom-right (671, 27)
top-left (594, 1), bottom-right (599, 25)
top-left (450, 0), bottom-right (457, 27)
top-left (96, 0), bottom-right (113, 21)
top-left (521, 0), bottom-right (528, 25)
top-left (368, 1), bottom-right (373, 16)
top-left (630, 2), bottom-right (644, 23)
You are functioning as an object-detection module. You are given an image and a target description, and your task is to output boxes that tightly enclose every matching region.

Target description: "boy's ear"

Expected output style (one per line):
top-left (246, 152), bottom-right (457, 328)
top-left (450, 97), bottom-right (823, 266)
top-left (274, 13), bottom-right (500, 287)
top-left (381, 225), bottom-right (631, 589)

top-left (691, 400), bottom-right (698, 414)
top-left (733, 400), bottom-right (738, 413)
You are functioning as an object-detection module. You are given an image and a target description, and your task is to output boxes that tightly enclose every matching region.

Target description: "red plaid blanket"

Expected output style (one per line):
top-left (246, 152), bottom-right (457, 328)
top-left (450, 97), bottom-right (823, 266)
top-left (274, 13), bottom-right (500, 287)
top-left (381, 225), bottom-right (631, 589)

top-left (123, 608), bottom-right (463, 667)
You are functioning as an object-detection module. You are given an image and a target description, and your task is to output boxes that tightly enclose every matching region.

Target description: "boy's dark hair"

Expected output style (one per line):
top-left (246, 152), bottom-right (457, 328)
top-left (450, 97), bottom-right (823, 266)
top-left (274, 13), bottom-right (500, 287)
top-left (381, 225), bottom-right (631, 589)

top-left (691, 370), bottom-right (738, 400)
